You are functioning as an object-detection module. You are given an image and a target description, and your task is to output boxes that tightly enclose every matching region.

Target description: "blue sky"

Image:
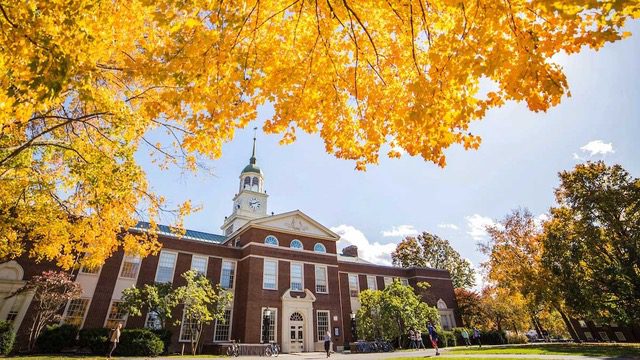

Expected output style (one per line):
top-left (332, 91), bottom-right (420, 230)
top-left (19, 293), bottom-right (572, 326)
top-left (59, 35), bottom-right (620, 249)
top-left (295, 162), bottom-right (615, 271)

top-left (138, 22), bottom-right (640, 288)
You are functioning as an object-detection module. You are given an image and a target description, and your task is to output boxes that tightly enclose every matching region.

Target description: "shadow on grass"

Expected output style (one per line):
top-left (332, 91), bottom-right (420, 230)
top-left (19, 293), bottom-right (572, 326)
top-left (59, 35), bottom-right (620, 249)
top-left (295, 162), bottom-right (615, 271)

top-left (447, 343), bottom-right (640, 357)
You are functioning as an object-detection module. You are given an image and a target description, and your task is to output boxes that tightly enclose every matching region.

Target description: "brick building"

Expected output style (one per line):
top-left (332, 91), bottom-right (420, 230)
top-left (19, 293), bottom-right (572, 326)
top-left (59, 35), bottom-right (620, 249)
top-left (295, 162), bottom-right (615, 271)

top-left (0, 139), bottom-right (459, 353)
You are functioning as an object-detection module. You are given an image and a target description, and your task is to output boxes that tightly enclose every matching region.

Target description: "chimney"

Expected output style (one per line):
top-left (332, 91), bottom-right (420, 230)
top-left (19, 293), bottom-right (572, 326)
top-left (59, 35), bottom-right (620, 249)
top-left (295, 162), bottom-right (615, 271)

top-left (342, 245), bottom-right (358, 258)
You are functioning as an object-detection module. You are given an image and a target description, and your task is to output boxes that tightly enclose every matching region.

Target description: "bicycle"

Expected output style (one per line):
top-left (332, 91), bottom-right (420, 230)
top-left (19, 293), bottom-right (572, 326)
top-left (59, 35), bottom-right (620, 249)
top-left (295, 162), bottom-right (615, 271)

top-left (264, 342), bottom-right (280, 357)
top-left (226, 340), bottom-right (239, 357)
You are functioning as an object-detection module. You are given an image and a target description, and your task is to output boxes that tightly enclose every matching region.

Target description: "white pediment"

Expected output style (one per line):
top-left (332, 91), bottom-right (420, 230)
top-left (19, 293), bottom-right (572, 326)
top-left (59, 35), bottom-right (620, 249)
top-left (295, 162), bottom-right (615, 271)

top-left (249, 210), bottom-right (340, 241)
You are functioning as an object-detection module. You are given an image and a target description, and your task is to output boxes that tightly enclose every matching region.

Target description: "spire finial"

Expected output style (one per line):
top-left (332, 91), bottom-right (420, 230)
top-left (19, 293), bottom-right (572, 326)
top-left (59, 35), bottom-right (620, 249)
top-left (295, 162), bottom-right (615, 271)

top-left (250, 127), bottom-right (257, 164)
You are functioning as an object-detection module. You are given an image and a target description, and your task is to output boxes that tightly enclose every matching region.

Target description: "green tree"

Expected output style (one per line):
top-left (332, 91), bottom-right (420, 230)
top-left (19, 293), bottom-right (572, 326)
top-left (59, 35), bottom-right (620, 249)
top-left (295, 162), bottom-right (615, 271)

top-left (356, 280), bottom-right (439, 347)
top-left (392, 232), bottom-right (475, 289)
top-left (175, 270), bottom-right (233, 355)
top-left (542, 161), bottom-right (640, 324)
top-left (120, 282), bottom-right (178, 329)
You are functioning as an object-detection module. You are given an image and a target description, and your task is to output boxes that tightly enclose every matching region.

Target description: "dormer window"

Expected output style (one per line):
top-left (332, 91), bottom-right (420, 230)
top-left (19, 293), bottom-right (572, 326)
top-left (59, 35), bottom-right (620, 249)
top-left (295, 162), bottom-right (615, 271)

top-left (290, 239), bottom-right (303, 250)
top-left (265, 235), bottom-right (279, 246)
top-left (313, 243), bottom-right (326, 253)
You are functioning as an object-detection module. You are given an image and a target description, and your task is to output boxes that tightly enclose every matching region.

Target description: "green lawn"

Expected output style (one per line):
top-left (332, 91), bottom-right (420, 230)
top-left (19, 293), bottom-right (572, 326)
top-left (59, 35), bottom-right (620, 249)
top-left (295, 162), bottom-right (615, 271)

top-left (446, 343), bottom-right (640, 357)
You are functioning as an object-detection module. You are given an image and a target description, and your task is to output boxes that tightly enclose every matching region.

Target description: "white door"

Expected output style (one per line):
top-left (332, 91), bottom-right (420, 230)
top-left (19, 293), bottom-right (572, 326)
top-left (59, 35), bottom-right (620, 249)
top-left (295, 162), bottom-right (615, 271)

top-left (289, 312), bottom-right (304, 352)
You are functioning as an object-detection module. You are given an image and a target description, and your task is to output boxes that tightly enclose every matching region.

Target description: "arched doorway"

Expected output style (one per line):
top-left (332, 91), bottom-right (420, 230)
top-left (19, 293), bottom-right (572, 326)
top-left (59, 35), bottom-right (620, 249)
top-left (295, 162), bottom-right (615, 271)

top-left (289, 312), bottom-right (304, 353)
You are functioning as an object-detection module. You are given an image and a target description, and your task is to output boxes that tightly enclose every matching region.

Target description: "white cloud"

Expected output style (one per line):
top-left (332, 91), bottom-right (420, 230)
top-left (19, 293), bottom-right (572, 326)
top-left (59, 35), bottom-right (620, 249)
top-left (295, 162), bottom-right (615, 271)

top-left (572, 153), bottom-right (585, 161)
top-left (465, 214), bottom-right (500, 241)
top-left (437, 223), bottom-right (459, 230)
top-left (332, 224), bottom-right (397, 266)
top-left (381, 224), bottom-right (418, 237)
top-left (580, 140), bottom-right (614, 156)
top-left (534, 213), bottom-right (550, 228)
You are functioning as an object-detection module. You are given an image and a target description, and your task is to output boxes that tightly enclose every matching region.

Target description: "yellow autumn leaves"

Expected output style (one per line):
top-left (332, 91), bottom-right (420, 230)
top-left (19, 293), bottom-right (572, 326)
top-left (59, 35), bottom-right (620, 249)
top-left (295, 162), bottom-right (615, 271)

top-left (0, 0), bottom-right (638, 268)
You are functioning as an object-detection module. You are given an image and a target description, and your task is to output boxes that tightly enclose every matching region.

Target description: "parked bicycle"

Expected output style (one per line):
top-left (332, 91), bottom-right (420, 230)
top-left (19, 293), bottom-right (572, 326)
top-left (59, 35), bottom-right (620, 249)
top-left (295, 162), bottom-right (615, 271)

top-left (226, 340), bottom-right (240, 357)
top-left (264, 341), bottom-right (280, 357)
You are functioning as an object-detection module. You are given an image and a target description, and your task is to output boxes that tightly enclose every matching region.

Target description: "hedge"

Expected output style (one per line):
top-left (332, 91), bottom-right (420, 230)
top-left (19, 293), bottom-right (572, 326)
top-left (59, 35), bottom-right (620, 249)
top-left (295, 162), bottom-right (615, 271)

top-left (115, 328), bottom-right (164, 357)
top-left (0, 320), bottom-right (15, 355)
top-left (150, 328), bottom-right (172, 354)
top-left (78, 328), bottom-right (110, 355)
top-left (36, 324), bottom-right (79, 353)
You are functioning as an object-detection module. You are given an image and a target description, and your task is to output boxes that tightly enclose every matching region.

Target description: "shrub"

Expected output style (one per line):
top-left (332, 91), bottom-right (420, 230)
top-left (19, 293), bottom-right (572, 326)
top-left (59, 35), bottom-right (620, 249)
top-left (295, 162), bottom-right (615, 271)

top-left (115, 328), bottom-right (164, 357)
top-left (438, 331), bottom-right (456, 348)
top-left (78, 328), bottom-right (110, 355)
top-left (451, 327), bottom-right (472, 346)
top-left (0, 320), bottom-right (16, 355)
top-left (506, 332), bottom-right (528, 344)
top-left (36, 324), bottom-right (78, 353)
top-left (481, 330), bottom-right (506, 345)
top-left (150, 328), bottom-right (172, 354)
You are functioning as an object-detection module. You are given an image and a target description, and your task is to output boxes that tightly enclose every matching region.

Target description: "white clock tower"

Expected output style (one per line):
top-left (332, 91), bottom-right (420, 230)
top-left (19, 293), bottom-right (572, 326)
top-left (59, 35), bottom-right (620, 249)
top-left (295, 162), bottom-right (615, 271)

top-left (221, 132), bottom-right (269, 235)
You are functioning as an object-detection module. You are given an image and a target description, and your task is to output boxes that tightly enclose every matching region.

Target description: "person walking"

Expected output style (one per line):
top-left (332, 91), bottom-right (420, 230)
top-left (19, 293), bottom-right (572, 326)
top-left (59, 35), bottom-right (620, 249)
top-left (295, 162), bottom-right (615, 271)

top-left (427, 322), bottom-right (440, 356)
top-left (416, 329), bottom-right (425, 349)
top-left (461, 328), bottom-right (471, 346)
top-left (323, 330), bottom-right (332, 357)
top-left (108, 322), bottom-right (122, 358)
top-left (472, 327), bottom-right (482, 348)
top-left (408, 329), bottom-right (416, 349)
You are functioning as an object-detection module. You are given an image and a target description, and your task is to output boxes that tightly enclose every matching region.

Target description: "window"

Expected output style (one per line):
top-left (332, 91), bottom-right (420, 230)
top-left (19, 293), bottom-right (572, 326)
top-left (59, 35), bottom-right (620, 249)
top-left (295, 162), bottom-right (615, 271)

top-left (598, 331), bottom-right (610, 341)
top-left (252, 177), bottom-right (259, 191)
top-left (366, 276), bottom-right (377, 290)
top-left (383, 277), bottom-right (392, 288)
top-left (145, 311), bottom-right (162, 330)
top-left (80, 265), bottom-right (100, 274)
top-left (348, 274), bottom-right (359, 297)
top-left (290, 263), bottom-right (303, 291)
top-left (243, 176), bottom-right (251, 189)
top-left (191, 255), bottom-right (207, 276)
top-left (315, 266), bottom-right (328, 293)
top-left (578, 320), bottom-right (587, 328)
top-left (610, 321), bottom-right (618, 327)
top-left (64, 298), bottom-right (90, 326)
top-left (316, 311), bottom-right (330, 341)
top-left (437, 299), bottom-right (448, 309)
top-left (213, 309), bottom-right (232, 342)
top-left (5, 296), bottom-right (23, 323)
top-left (265, 235), bottom-right (279, 246)
top-left (179, 310), bottom-right (195, 342)
top-left (263, 259), bottom-right (277, 290)
top-left (155, 251), bottom-right (177, 283)
top-left (261, 308), bottom-right (277, 343)
top-left (105, 301), bottom-right (127, 328)
top-left (615, 331), bottom-right (626, 341)
top-left (221, 260), bottom-right (236, 289)
top-left (584, 331), bottom-right (594, 341)
top-left (399, 278), bottom-right (409, 286)
top-left (120, 255), bottom-right (141, 279)
top-left (290, 239), bottom-right (303, 250)
top-left (313, 243), bottom-right (326, 253)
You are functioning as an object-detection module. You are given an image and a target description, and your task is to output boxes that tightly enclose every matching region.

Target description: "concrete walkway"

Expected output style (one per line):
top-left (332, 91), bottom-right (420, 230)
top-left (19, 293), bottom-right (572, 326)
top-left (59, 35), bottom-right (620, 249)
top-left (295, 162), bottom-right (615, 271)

top-left (154, 348), bottom-right (638, 360)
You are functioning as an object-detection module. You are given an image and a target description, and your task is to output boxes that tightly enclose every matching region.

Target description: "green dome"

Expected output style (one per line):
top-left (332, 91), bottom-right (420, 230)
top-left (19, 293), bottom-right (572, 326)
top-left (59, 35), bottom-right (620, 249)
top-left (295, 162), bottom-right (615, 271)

top-left (242, 163), bottom-right (262, 175)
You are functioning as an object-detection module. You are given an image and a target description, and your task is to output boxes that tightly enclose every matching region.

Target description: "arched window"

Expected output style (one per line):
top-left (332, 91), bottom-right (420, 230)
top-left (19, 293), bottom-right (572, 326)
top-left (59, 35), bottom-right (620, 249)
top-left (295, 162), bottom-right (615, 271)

top-left (243, 177), bottom-right (251, 189)
top-left (290, 312), bottom-right (304, 321)
top-left (251, 177), bottom-right (260, 191)
top-left (265, 235), bottom-right (279, 246)
top-left (437, 299), bottom-right (448, 309)
top-left (290, 239), bottom-right (303, 250)
top-left (313, 243), bottom-right (326, 253)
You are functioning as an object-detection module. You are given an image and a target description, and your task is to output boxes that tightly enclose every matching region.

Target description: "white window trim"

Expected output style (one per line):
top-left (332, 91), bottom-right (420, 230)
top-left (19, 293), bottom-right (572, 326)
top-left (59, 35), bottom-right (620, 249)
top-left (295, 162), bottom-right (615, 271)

top-left (79, 265), bottom-right (102, 276)
top-left (313, 243), bottom-right (327, 253)
top-left (290, 262), bottom-right (304, 291)
top-left (265, 235), bottom-right (279, 246)
top-left (315, 265), bottom-right (329, 294)
top-left (62, 297), bottom-right (92, 328)
top-left (220, 259), bottom-right (237, 290)
top-left (144, 310), bottom-right (162, 330)
top-left (191, 255), bottom-right (208, 275)
top-left (383, 276), bottom-right (393, 288)
top-left (316, 310), bottom-right (330, 342)
top-left (118, 254), bottom-right (141, 280)
top-left (104, 300), bottom-right (128, 328)
top-left (290, 239), bottom-right (304, 250)
top-left (260, 307), bottom-right (278, 343)
top-left (348, 273), bottom-right (360, 297)
top-left (155, 250), bottom-right (178, 283)
top-left (366, 275), bottom-right (377, 291)
top-left (263, 259), bottom-right (278, 290)
top-left (179, 310), bottom-right (191, 342)
top-left (212, 308), bottom-right (233, 342)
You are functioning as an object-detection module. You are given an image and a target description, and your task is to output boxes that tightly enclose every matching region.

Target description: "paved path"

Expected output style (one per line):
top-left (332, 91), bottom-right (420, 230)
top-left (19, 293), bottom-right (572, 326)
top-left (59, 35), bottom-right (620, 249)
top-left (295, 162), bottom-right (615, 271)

top-left (154, 348), bottom-right (637, 360)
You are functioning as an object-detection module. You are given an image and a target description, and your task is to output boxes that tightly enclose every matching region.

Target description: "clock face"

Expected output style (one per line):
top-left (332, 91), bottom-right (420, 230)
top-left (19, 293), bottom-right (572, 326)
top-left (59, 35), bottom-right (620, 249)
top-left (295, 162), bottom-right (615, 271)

top-left (249, 198), bottom-right (261, 211)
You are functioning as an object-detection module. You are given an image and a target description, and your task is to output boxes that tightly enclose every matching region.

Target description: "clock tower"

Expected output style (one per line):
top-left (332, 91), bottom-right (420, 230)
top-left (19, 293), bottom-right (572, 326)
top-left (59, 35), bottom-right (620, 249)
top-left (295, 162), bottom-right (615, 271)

top-left (221, 131), bottom-right (269, 236)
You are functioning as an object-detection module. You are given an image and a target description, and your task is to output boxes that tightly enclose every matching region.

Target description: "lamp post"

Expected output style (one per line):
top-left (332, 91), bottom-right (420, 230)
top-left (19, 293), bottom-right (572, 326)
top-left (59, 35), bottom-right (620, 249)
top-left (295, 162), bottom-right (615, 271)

top-left (262, 307), bottom-right (272, 344)
top-left (350, 312), bottom-right (357, 341)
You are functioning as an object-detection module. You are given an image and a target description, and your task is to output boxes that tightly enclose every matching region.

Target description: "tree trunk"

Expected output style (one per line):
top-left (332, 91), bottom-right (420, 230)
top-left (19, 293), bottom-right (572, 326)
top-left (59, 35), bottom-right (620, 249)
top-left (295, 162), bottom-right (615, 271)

top-left (555, 305), bottom-right (580, 342)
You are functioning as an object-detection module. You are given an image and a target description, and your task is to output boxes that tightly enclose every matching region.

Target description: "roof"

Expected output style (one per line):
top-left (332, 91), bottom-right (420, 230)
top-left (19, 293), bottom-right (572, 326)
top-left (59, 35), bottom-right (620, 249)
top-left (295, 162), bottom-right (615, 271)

top-left (133, 222), bottom-right (227, 244)
top-left (337, 254), bottom-right (374, 264)
top-left (242, 163), bottom-right (262, 175)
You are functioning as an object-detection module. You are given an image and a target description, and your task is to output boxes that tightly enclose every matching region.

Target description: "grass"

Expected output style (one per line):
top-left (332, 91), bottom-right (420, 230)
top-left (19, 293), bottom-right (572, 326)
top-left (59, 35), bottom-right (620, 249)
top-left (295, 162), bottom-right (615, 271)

top-left (446, 343), bottom-right (640, 357)
top-left (389, 358), bottom-right (533, 360)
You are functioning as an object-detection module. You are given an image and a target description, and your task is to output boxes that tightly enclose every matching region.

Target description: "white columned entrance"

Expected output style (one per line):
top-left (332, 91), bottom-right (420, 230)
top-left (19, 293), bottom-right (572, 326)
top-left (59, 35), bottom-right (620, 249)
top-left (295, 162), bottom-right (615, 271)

top-left (281, 289), bottom-right (316, 353)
